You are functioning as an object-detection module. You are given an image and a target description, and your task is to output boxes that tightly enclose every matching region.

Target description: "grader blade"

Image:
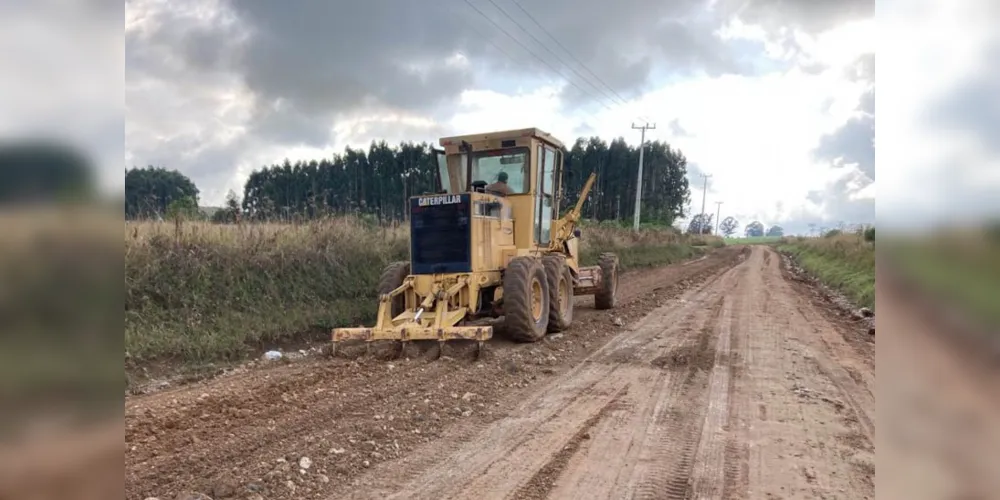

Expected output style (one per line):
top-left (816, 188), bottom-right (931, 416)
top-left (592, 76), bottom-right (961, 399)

top-left (331, 325), bottom-right (493, 360)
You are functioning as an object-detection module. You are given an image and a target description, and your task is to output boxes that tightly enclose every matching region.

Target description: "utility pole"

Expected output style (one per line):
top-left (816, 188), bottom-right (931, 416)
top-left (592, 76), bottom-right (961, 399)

top-left (715, 201), bottom-right (724, 236)
top-left (698, 173), bottom-right (712, 225)
top-left (632, 122), bottom-right (656, 231)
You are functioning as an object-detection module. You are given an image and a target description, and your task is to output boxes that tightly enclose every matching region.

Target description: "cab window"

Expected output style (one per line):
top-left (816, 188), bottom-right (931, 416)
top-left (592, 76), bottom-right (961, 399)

top-left (470, 149), bottom-right (528, 194)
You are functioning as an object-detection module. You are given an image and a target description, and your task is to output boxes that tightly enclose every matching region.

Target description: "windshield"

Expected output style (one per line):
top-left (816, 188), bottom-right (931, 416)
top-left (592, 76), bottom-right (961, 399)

top-left (471, 148), bottom-right (528, 194)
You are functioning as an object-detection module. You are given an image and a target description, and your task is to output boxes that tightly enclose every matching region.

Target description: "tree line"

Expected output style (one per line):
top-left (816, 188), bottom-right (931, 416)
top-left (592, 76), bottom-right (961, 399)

top-left (125, 136), bottom-right (695, 226)
top-left (0, 141), bottom-right (96, 204)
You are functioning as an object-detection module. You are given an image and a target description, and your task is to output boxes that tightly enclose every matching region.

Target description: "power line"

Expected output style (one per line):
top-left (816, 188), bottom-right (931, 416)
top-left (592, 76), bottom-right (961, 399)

top-left (455, 0), bottom-right (608, 128)
top-left (483, 0), bottom-right (626, 111)
top-left (459, 0), bottom-right (618, 114)
top-left (505, 0), bottom-right (632, 108)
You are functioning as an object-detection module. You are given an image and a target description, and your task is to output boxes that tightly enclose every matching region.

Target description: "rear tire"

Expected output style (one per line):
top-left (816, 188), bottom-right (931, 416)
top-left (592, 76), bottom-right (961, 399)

top-left (542, 255), bottom-right (574, 333)
top-left (594, 252), bottom-right (619, 310)
top-left (503, 256), bottom-right (550, 342)
top-left (377, 261), bottom-right (410, 317)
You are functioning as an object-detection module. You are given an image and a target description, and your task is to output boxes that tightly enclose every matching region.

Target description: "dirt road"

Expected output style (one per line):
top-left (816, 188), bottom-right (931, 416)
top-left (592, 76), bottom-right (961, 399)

top-left (125, 246), bottom-right (876, 500)
top-left (877, 268), bottom-right (1000, 500)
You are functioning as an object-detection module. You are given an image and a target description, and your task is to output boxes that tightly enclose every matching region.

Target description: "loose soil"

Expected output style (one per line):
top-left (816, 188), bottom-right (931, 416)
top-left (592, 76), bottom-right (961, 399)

top-left (121, 246), bottom-right (883, 500)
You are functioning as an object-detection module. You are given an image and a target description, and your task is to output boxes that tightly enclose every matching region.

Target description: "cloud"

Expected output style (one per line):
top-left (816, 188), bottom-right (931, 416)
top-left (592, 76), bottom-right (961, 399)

top-left (120, 0), bottom-right (890, 239)
top-left (0, 0), bottom-right (123, 193)
top-left (718, 0), bottom-right (874, 34)
top-left (814, 86), bottom-right (874, 180)
top-left (878, 0), bottom-right (1000, 228)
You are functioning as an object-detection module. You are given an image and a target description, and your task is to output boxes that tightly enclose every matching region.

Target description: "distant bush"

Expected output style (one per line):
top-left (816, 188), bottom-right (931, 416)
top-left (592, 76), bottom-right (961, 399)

top-left (824, 229), bottom-right (843, 238)
top-left (864, 227), bottom-right (875, 242)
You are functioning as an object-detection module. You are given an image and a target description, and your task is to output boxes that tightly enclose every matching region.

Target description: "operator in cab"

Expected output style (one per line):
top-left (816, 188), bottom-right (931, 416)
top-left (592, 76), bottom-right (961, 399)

top-left (485, 171), bottom-right (512, 196)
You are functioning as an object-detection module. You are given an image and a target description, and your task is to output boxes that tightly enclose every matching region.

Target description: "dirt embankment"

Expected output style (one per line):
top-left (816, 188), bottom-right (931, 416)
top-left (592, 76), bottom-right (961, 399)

top-left (125, 247), bottom-right (746, 500)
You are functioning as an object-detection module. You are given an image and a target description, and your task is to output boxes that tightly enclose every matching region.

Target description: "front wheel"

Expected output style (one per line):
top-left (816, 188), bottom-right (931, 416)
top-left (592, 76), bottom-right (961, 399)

top-left (503, 256), bottom-right (550, 342)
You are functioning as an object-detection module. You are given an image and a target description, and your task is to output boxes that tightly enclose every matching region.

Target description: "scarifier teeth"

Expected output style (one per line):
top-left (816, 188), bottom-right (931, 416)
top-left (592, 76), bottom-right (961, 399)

top-left (429, 342), bottom-right (443, 361)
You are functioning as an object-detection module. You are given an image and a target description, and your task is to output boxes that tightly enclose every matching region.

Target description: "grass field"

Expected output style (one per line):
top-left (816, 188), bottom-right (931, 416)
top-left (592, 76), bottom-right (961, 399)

top-left (777, 234), bottom-right (875, 311)
top-left (0, 206), bottom-right (121, 429)
top-left (724, 236), bottom-right (785, 245)
top-left (882, 230), bottom-right (1000, 329)
top-left (125, 217), bottom-right (722, 372)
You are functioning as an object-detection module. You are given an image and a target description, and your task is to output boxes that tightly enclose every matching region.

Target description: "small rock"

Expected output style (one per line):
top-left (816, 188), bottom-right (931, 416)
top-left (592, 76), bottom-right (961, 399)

top-left (173, 493), bottom-right (212, 500)
top-left (263, 350), bottom-right (283, 361)
top-left (613, 317), bottom-right (625, 327)
top-left (299, 456), bottom-right (313, 470)
top-left (858, 307), bottom-right (874, 318)
top-left (363, 460), bottom-right (371, 468)
top-left (210, 477), bottom-right (237, 498)
top-left (318, 474), bottom-right (330, 484)
top-left (330, 447), bottom-right (346, 455)
top-left (450, 393), bottom-right (459, 399)
top-left (461, 392), bottom-right (477, 401)
top-left (462, 410), bottom-right (473, 417)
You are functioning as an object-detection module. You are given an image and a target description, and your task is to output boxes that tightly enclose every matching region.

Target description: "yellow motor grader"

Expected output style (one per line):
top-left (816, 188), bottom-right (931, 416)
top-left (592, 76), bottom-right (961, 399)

top-left (331, 127), bottom-right (620, 358)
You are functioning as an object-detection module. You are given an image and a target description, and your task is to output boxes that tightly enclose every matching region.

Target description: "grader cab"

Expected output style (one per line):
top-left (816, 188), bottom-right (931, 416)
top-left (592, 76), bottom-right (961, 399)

top-left (331, 127), bottom-right (620, 358)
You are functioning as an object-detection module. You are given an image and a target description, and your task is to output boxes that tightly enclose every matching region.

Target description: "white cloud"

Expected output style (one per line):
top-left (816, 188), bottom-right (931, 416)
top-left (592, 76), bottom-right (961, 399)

top-left (444, 21), bottom-right (874, 229)
top-left (878, 0), bottom-right (1000, 227)
top-left (118, 0), bottom-right (892, 234)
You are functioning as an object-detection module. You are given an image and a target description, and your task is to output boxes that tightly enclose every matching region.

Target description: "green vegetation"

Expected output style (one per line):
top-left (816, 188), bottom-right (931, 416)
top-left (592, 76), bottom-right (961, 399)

top-left (0, 206), bottom-right (120, 430)
top-left (725, 236), bottom-right (783, 245)
top-left (778, 234), bottom-right (875, 310)
top-left (885, 231), bottom-right (1000, 329)
top-left (125, 219), bottom-right (715, 369)
top-left (126, 136), bottom-right (695, 227)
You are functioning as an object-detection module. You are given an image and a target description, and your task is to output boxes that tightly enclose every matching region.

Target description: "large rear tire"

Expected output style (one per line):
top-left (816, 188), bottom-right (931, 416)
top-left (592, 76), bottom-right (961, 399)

top-left (542, 254), bottom-right (574, 333)
top-left (503, 256), bottom-right (550, 342)
top-left (377, 261), bottom-right (410, 317)
top-left (594, 252), bottom-right (619, 310)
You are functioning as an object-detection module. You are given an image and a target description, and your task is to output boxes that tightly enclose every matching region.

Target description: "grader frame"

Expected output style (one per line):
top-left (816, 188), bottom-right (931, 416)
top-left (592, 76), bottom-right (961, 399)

top-left (331, 127), bottom-right (620, 358)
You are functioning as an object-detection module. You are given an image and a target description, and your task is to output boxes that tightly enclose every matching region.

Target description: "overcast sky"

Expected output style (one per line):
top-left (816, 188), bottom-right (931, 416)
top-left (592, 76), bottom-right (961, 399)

top-left (5, 0), bottom-right (997, 234)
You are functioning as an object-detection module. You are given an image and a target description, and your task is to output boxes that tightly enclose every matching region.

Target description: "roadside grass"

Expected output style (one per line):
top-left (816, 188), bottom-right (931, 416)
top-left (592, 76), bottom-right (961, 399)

top-left (125, 217), bottom-right (718, 372)
top-left (726, 236), bottom-right (783, 245)
top-left (778, 234), bottom-right (875, 311)
top-left (0, 205), bottom-right (121, 433)
top-left (883, 230), bottom-right (1000, 329)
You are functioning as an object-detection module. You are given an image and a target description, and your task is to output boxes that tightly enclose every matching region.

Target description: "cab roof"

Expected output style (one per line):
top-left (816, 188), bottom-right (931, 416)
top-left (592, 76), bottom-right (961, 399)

top-left (439, 127), bottom-right (565, 150)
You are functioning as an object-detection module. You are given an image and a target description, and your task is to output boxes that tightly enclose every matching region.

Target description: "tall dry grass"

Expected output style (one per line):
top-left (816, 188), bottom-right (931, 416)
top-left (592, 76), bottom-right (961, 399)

top-left (125, 217), bottom-right (716, 367)
top-left (0, 205), bottom-right (121, 431)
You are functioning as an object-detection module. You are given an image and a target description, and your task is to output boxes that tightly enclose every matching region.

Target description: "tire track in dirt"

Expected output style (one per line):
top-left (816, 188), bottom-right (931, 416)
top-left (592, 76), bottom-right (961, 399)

top-left (346, 253), bottom-right (747, 500)
top-left (126, 248), bottom-right (748, 500)
top-left (744, 247), bottom-right (874, 499)
top-left (127, 244), bottom-right (883, 500)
